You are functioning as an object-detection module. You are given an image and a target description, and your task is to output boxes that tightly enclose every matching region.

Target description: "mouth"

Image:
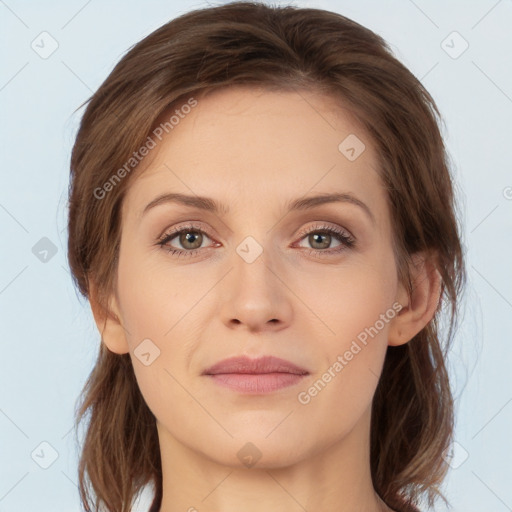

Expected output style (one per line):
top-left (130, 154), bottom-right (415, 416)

top-left (202, 355), bottom-right (309, 394)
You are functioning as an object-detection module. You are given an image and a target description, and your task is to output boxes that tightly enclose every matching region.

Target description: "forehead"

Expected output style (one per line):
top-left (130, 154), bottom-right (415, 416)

top-left (123, 86), bottom-right (382, 219)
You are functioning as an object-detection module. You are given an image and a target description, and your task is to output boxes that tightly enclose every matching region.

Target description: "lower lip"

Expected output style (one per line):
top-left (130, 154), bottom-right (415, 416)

top-left (205, 373), bottom-right (307, 393)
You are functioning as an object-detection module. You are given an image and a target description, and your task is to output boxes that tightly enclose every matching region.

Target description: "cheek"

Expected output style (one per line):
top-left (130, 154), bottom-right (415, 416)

top-left (294, 254), bottom-right (396, 410)
top-left (294, 250), bottom-right (397, 345)
top-left (114, 248), bottom-right (205, 412)
top-left (115, 246), bottom-right (187, 344)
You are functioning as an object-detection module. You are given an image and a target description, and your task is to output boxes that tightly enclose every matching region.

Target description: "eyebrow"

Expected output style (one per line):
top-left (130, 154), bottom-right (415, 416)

top-left (142, 191), bottom-right (375, 224)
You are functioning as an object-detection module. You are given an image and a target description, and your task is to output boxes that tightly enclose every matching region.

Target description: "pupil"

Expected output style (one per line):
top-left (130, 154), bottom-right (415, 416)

top-left (182, 231), bottom-right (201, 249)
top-left (312, 233), bottom-right (329, 249)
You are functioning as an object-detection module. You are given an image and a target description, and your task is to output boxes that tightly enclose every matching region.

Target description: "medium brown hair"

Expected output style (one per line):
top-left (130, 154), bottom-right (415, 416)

top-left (67, 2), bottom-right (466, 511)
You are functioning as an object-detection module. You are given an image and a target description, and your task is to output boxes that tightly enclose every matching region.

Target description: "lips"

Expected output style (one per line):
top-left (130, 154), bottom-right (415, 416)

top-left (202, 355), bottom-right (309, 376)
top-left (202, 355), bottom-right (309, 394)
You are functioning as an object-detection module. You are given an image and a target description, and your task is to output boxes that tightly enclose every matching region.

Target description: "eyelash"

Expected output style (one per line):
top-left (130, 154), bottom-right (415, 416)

top-left (156, 222), bottom-right (356, 259)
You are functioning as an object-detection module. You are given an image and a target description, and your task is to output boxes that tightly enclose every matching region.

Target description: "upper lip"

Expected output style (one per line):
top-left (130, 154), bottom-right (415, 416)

top-left (202, 355), bottom-right (309, 375)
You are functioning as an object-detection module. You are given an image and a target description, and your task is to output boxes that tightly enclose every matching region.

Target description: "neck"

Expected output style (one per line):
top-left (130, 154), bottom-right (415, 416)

top-left (156, 405), bottom-right (393, 512)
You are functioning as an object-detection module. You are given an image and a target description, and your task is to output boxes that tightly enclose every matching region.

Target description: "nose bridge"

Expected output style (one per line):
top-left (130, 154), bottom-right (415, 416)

top-left (215, 189), bottom-right (289, 287)
top-left (216, 224), bottom-right (293, 330)
top-left (232, 230), bottom-right (277, 290)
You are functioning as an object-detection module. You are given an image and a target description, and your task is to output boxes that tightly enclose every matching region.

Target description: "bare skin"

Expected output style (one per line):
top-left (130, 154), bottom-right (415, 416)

top-left (89, 86), bottom-right (441, 512)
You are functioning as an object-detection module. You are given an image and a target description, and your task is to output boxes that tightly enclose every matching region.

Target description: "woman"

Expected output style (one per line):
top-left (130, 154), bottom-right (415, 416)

top-left (67, 2), bottom-right (466, 511)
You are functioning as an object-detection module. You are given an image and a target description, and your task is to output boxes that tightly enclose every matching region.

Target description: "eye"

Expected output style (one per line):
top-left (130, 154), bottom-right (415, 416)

top-left (156, 222), bottom-right (217, 258)
top-left (294, 223), bottom-right (355, 257)
top-left (156, 222), bottom-right (356, 259)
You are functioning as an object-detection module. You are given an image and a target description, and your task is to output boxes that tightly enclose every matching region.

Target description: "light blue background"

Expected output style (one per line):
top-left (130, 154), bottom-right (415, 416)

top-left (1, 1), bottom-right (511, 511)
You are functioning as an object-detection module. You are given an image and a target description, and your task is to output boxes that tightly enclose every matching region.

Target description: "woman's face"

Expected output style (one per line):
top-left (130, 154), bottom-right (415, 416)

top-left (109, 87), bottom-right (404, 468)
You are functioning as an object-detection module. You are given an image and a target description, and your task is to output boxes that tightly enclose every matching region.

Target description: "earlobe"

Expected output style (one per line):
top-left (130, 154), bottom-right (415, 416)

top-left (88, 278), bottom-right (130, 355)
top-left (388, 252), bottom-right (442, 347)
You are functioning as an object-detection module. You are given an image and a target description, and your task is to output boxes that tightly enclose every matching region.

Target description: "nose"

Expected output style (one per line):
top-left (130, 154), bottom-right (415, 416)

top-left (218, 244), bottom-right (293, 333)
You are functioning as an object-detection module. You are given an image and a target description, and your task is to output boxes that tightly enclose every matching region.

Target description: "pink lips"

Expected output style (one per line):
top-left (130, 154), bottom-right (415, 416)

top-left (202, 355), bottom-right (309, 394)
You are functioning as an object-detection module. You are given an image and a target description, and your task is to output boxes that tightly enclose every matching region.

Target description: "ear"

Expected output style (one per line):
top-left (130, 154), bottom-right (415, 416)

top-left (88, 278), bottom-right (130, 354)
top-left (388, 252), bottom-right (442, 347)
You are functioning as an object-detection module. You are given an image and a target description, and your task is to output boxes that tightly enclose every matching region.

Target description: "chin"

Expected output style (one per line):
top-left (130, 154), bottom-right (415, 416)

top-left (205, 433), bottom-right (313, 470)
